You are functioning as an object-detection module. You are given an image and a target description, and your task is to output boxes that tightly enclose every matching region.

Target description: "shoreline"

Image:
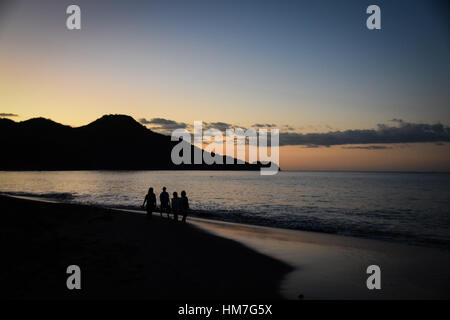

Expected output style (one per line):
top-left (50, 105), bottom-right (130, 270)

top-left (190, 219), bottom-right (450, 299)
top-left (11, 193), bottom-right (447, 251)
top-left (5, 191), bottom-right (449, 251)
top-left (0, 195), bottom-right (292, 299)
top-left (2, 195), bottom-right (450, 299)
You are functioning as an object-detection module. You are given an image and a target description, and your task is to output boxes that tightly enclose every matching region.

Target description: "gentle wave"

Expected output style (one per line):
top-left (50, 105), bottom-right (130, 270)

top-left (2, 190), bottom-right (450, 249)
top-left (3, 191), bottom-right (77, 201)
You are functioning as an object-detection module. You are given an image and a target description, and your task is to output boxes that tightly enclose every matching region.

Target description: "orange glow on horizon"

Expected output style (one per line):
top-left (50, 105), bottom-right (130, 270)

top-left (279, 144), bottom-right (450, 171)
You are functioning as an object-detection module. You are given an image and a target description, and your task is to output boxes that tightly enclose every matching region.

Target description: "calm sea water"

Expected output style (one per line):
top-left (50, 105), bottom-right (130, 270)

top-left (1, 171), bottom-right (449, 248)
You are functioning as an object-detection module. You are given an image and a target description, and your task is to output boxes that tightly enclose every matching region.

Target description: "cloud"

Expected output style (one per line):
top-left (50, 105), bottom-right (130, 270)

top-left (205, 122), bottom-right (234, 131)
top-left (139, 118), bottom-right (171, 125)
top-left (139, 117), bottom-right (449, 148)
top-left (281, 125), bottom-right (295, 131)
top-left (0, 113), bottom-right (18, 117)
top-left (342, 145), bottom-right (391, 150)
top-left (140, 117), bottom-right (248, 135)
top-left (252, 123), bottom-right (277, 128)
top-left (302, 144), bottom-right (322, 148)
top-left (279, 120), bottom-right (450, 146)
top-left (139, 117), bottom-right (187, 131)
top-left (390, 118), bottom-right (404, 124)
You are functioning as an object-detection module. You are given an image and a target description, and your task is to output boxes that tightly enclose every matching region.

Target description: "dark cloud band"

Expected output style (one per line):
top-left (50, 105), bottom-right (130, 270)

top-left (0, 113), bottom-right (18, 117)
top-left (279, 121), bottom-right (450, 146)
top-left (139, 117), bottom-right (187, 131)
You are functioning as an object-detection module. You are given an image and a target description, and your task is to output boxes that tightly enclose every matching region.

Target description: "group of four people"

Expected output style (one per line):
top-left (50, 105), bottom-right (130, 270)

top-left (143, 186), bottom-right (189, 223)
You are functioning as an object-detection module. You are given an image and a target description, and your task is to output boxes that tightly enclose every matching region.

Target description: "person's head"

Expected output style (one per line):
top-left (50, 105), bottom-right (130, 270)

top-left (173, 191), bottom-right (178, 198)
top-left (181, 190), bottom-right (186, 197)
top-left (163, 186), bottom-right (167, 191)
top-left (148, 187), bottom-right (153, 194)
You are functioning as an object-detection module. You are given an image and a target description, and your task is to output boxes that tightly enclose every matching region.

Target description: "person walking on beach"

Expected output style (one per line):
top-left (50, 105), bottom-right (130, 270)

top-left (180, 190), bottom-right (189, 224)
top-left (142, 187), bottom-right (156, 219)
top-left (160, 187), bottom-right (171, 218)
top-left (171, 192), bottom-right (180, 222)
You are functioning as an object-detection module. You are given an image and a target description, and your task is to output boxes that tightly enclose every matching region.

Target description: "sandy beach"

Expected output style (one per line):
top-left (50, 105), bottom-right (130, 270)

top-left (192, 218), bottom-right (450, 299)
top-left (2, 194), bottom-right (450, 300)
top-left (0, 195), bottom-right (291, 299)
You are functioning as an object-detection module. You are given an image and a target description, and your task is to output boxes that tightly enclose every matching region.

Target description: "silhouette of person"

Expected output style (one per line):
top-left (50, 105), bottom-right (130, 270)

top-left (160, 186), bottom-right (171, 218)
top-left (171, 192), bottom-right (180, 222)
top-left (142, 187), bottom-right (156, 219)
top-left (180, 190), bottom-right (189, 223)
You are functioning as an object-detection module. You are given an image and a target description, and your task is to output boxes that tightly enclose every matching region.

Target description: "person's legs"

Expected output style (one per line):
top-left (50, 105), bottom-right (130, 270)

top-left (146, 207), bottom-right (152, 219)
top-left (161, 203), bottom-right (168, 218)
top-left (182, 214), bottom-right (187, 223)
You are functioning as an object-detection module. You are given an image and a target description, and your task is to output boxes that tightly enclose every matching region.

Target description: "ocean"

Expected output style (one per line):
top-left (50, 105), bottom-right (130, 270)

top-left (1, 170), bottom-right (449, 249)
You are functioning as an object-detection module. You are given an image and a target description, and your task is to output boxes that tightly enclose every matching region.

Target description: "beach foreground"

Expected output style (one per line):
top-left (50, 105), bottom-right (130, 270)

top-left (192, 219), bottom-right (450, 299)
top-left (2, 195), bottom-right (450, 300)
top-left (0, 195), bottom-right (291, 299)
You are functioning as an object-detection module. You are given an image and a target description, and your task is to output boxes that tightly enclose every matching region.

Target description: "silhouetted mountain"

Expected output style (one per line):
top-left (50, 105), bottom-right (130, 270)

top-left (0, 114), bottom-right (268, 171)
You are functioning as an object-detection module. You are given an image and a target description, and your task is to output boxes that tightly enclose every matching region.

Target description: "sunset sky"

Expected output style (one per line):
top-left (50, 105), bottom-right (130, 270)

top-left (1, 0), bottom-right (449, 171)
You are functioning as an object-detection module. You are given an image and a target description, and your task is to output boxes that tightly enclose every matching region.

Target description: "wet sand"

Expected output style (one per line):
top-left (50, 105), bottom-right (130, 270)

top-left (191, 218), bottom-right (450, 299)
top-left (0, 195), bottom-right (291, 299)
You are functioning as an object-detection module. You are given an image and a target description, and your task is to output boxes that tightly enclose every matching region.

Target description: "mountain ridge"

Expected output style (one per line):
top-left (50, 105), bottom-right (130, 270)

top-left (0, 114), bottom-right (266, 171)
